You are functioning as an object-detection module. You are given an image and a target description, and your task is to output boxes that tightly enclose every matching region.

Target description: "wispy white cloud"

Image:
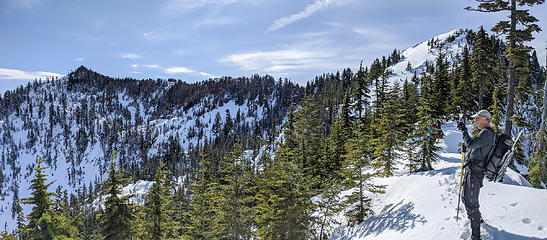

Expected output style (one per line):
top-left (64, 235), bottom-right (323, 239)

top-left (268, 0), bottom-right (349, 32)
top-left (134, 64), bottom-right (213, 77)
top-left (143, 64), bottom-right (162, 69)
top-left (118, 53), bottom-right (142, 60)
top-left (165, 66), bottom-right (194, 74)
top-left (0, 67), bottom-right (62, 80)
top-left (220, 49), bottom-right (337, 73)
top-left (75, 58), bottom-right (85, 61)
top-left (199, 72), bottom-right (217, 78)
top-left (161, 0), bottom-right (240, 16)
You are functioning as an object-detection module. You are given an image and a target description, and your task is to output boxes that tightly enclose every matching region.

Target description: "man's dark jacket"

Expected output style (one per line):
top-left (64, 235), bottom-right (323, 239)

top-left (462, 127), bottom-right (496, 173)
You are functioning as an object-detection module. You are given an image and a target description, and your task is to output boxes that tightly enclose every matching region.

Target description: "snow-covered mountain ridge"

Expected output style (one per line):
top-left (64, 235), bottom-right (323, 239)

top-left (0, 67), bottom-right (304, 230)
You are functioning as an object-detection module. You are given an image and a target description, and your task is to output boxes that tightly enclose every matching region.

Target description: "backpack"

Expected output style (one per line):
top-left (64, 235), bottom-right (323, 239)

top-left (484, 130), bottom-right (514, 182)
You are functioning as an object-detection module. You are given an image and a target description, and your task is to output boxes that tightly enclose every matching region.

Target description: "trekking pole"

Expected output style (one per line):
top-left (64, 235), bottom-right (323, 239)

top-left (456, 144), bottom-right (466, 221)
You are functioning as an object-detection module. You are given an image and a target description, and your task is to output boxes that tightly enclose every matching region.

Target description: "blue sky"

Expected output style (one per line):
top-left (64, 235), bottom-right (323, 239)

top-left (1, 0), bottom-right (545, 94)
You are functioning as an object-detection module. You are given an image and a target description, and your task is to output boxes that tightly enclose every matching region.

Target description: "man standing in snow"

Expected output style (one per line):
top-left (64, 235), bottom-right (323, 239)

top-left (457, 110), bottom-right (496, 240)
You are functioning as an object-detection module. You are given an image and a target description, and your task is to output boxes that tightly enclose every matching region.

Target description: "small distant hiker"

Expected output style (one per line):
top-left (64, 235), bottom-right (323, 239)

top-left (427, 120), bottom-right (444, 139)
top-left (457, 110), bottom-right (496, 240)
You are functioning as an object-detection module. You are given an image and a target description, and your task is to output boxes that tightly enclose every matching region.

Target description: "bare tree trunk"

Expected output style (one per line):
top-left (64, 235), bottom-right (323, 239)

top-left (504, 0), bottom-right (517, 136)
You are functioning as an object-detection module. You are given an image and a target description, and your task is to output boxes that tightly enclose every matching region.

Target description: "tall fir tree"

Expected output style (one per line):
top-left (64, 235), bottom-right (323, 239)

top-left (409, 77), bottom-right (442, 172)
top-left (528, 73), bottom-right (547, 188)
top-left (20, 157), bottom-right (79, 240)
top-left (19, 157), bottom-right (55, 240)
top-left (323, 91), bottom-right (354, 182)
top-left (528, 133), bottom-right (546, 188)
top-left (213, 141), bottom-right (255, 239)
top-left (187, 142), bottom-right (217, 240)
top-left (20, 158), bottom-right (66, 240)
top-left (371, 84), bottom-right (406, 176)
top-left (293, 95), bottom-right (323, 184)
top-left (99, 151), bottom-right (138, 240)
top-left (467, 0), bottom-right (545, 135)
top-left (341, 119), bottom-right (384, 226)
top-left (255, 117), bottom-right (314, 240)
top-left (490, 85), bottom-right (504, 133)
top-left (471, 26), bottom-right (495, 110)
top-left (401, 79), bottom-right (420, 134)
top-left (143, 162), bottom-right (180, 240)
top-left (431, 52), bottom-right (450, 118)
top-left (529, 51), bottom-right (546, 132)
top-left (171, 184), bottom-right (192, 237)
top-left (352, 61), bottom-right (371, 121)
top-left (456, 45), bottom-right (476, 115)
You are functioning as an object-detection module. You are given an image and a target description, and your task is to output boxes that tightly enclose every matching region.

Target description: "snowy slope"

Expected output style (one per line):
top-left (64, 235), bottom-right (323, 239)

top-left (329, 122), bottom-right (547, 240)
top-left (388, 29), bottom-right (467, 85)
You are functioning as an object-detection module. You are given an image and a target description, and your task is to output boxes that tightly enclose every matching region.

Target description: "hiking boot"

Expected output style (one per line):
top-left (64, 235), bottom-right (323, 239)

top-left (471, 234), bottom-right (482, 240)
top-left (471, 218), bottom-right (481, 240)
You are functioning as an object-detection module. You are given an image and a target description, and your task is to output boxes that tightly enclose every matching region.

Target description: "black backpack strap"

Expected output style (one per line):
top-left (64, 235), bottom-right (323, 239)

top-left (485, 128), bottom-right (497, 163)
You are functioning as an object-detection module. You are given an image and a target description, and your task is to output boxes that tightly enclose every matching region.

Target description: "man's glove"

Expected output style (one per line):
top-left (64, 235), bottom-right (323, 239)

top-left (457, 122), bottom-right (467, 132)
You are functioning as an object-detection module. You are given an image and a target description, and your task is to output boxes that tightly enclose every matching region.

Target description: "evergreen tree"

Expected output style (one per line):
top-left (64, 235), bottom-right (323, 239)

top-left (255, 123), bottom-right (314, 240)
top-left (467, 0), bottom-right (544, 135)
top-left (50, 186), bottom-right (81, 239)
top-left (410, 78), bottom-right (442, 172)
top-left (313, 178), bottom-right (343, 240)
top-left (20, 158), bottom-right (79, 240)
top-left (530, 72), bottom-right (547, 187)
top-left (401, 79), bottom-right (419, 134)
top-left (471, 26), bottom-right (495, 110)
top-left (320, 89), bottom-right (356, 183)
top-left (371, 84), bottom-right (406, 176)
top-left (172, 184), bottom-right (192, 237)
top-left (456, 45), bottom-right (476, 115)
top-left (490, 85), bottom-right (504, 133)
top-left (98, 151), bottom-right (138, 240)
top-left (353, 62), bottom-right (371, 120)
top-left (186, 143), bottom-right (217, 240)
top-left (293, 95), bottom-right (323, 182)
top-left (19, 158), bottom-right (55, 240)
top-left (341, 120), bottom-right (384, 226)
top-left (529, 51), bottom-right (546, 132)
top-left (143, 162), bottom-right (179, 240)
top-left (213, 141), bottom-right (255, 239)
top-left (431, 52), bottom-right (450, 118)
top-left (528, 132), bottom-right (546, 188)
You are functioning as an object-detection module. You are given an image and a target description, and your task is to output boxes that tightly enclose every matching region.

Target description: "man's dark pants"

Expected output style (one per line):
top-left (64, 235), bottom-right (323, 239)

top-left (461, 168), bottom-right (484, 235)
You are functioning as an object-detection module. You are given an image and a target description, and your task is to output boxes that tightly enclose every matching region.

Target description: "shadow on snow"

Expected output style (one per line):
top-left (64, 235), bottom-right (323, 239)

top-left (354, 200), bottom-right (427, 238)
top-left (482, 224), bottom-right (545, 240)
top-left (409, 166), bottom-right (459, 177)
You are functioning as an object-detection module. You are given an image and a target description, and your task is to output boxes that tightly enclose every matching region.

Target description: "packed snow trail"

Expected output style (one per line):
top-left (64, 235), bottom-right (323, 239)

top-left (330, 123), bottom-right (547, 240)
